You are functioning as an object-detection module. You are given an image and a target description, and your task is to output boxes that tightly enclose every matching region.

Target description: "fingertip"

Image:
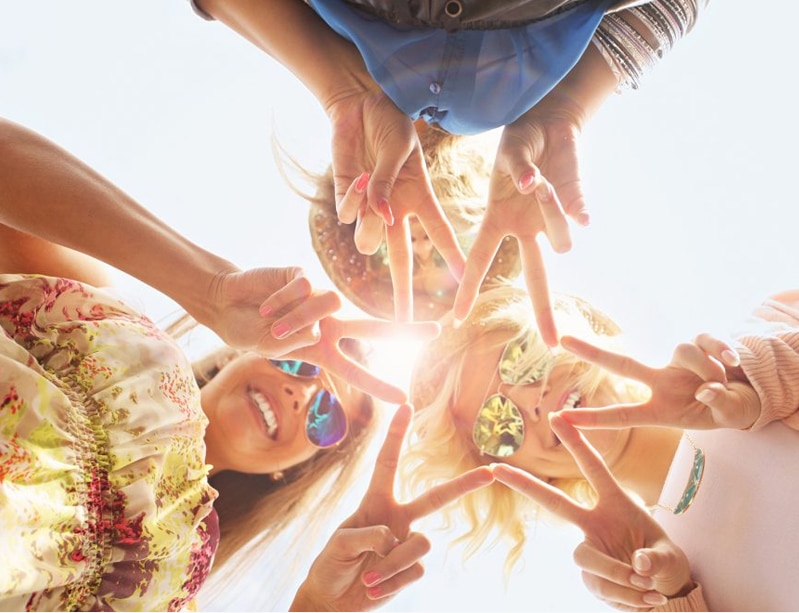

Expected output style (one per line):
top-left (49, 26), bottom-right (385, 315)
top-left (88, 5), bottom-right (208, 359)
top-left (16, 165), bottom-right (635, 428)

top-left (721, 348), bottom-right (740, 367)
top-left (694, 386), bottom-right (717, 405)
top-left (633, 550), bottom-right (652, 573)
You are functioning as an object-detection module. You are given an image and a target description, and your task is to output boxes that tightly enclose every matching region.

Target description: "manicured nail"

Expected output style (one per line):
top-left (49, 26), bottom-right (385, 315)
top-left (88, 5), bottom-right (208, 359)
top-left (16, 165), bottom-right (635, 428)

top-left (363, 571), bottom-right (381, 586)
top-left (259, 304), bottom-right (273, 317)
top-left (355, 171), bottom-right (369, 193)
top-left (518, 170), bottom-right (535, 191)
top-left (272, 322), bottom-right (291, 339)
top-left (633, 551), bottom-right (651, 572)
top-left (536, 183), bottom-right (551, 203)
top-left (377, 198), bottom-right (394, 225)
top-left (630, 574), bottom-right (654, 590)
top-left (367, 586), bottom-right (382, 599)
top-left (721, 349), bottom-right (740, 367)
top-left (643, 592), bottom-right (668, 606)
top-left (695, 387), bottom-right (716, 404)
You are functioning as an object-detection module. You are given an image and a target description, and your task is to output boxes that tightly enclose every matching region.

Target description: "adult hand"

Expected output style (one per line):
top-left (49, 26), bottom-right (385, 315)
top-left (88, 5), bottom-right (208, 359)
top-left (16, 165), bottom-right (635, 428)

top-left (207, 266), bottom-right (439, 404)
top-left (559, 334), bottom-right (761, 431)
top-left (203, 266), bottom-right (339, 354)
top-left (325, 88), bottom-right (466, 321)
top-left (453, 102), bottom-right (588, 346)
top-left (290, 404), bottom-right (494, 611)
top-left (493, 415), bottom-right (694, 610)
top-left (289, 316), bottom-right (441, 405)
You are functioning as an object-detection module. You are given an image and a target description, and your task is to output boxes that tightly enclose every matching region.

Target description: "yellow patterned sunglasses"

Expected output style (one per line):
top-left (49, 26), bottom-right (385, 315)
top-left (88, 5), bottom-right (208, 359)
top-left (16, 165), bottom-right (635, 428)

top-left (472, 338), bottom-right (554, 458)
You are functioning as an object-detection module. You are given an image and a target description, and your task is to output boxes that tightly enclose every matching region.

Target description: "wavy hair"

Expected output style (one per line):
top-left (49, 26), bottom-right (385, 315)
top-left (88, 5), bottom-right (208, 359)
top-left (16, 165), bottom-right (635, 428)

top-left (165, 316), bottom-right (378, 603)
top-left (401, 285), bottom-right (646, 575)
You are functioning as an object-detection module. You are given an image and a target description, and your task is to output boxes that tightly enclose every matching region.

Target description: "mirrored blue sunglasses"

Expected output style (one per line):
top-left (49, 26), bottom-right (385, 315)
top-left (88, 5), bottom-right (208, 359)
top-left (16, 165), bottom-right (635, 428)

top-left (268, 359), bottom-right (348, 448)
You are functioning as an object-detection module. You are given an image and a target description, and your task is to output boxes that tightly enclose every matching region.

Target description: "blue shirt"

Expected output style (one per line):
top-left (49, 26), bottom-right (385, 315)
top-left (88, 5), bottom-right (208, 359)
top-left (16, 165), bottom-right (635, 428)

top-left (309, 0), bottom-right (616, 135)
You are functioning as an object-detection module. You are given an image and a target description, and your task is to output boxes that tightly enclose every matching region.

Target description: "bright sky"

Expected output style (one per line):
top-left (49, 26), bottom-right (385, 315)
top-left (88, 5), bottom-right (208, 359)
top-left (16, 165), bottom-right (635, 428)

top-left (2, 2), bottom-right (798, 611)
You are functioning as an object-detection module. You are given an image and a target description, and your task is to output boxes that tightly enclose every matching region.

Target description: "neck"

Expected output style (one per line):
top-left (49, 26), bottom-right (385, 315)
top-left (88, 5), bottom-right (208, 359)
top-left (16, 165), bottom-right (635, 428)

top-left (611, 427), bottom-right (682, 506)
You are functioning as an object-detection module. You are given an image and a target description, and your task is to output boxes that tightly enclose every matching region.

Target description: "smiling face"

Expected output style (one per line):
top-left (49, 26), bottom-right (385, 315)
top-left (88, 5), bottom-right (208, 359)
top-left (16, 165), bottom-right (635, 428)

top-left (200, 352), bottom-right (364, 476)
top-left (452, 333), bottom-right (630, 481)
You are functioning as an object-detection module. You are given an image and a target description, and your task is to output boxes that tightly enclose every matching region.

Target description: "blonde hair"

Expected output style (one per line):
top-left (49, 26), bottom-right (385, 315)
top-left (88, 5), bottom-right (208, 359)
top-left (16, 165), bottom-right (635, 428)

top-left (165, 316), bottom-right (378, 601)
top-left (401, 285), bottom-right (646, 575)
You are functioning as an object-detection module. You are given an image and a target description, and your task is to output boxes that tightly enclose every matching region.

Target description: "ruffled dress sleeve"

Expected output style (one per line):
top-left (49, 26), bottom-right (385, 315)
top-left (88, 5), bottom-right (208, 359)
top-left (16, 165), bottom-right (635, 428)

top-left (0, 274), bottom-right (219, 611)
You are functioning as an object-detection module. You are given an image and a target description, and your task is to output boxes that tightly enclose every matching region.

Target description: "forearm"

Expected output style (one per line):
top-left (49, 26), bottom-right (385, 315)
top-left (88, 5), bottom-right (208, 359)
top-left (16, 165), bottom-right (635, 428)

top-left (0, 118), bottom-right (236, 325)
top-left (195, 0), bottom-right (377, 110)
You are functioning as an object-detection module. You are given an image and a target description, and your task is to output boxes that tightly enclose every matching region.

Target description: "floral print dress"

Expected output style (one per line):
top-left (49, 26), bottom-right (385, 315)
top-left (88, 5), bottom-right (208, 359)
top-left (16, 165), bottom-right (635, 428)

top-left (0, 275), bottom-right (219, 611)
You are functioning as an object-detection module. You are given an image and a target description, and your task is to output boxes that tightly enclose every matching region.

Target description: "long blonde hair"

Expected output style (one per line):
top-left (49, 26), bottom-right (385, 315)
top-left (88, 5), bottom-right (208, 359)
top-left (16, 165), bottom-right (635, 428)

top-left (401, 285), bottom-right (646, 575)
top-left (166, 316), bottom-right (378, 599)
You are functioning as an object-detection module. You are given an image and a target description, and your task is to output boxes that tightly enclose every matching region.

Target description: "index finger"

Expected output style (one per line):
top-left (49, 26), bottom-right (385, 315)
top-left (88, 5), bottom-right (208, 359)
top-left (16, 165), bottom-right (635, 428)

top-left (549, 414), bottom-right (623, 497)
top-left (385, 218), bottom-right (414, 322)
top-left (322, 349), bottom-right (408, 404)
top-left (491, 463), bottom-right (588, 529)
top-left (559, 402), bottom-right (661, 430)
top-left (452, 222), bottom-right (504, 321)
top-left (518, 237), bottom-right (557, 347)
top-left (365, 404), bottom-right (414, 496)
top-left (417, 206), bottom-right (466, 283)
top-left (560, 336), bottom-right (657, 385)
top-left (404, 466), bottom-right (494, 522)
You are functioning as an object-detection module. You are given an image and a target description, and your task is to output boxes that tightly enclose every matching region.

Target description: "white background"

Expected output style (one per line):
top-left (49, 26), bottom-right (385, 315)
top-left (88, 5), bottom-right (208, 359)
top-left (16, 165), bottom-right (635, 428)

top-left (2, 2), bottom-right (797, 610)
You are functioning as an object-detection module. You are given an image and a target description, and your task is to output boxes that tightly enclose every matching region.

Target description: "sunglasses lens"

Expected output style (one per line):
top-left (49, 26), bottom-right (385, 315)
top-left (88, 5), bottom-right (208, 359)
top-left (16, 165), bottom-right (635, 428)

top-left (499, 338), bottom-right (552, 386)
top-left (269, 359), bottom-right (321, 378)
top-left (473, 394), bottom-right (525, 458)
top-left (306, 390), bottom-right (348, 447)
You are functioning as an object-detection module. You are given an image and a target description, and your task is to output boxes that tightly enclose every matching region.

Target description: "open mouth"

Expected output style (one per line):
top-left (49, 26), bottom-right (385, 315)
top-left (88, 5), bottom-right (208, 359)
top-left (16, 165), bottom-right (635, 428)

top-left (248, 388), bottom-right (279, 440)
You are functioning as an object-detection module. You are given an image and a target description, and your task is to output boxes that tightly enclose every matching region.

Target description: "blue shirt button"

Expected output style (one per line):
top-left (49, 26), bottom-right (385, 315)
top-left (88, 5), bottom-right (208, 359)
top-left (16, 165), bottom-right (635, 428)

top-left (429, 81), bottom-right (441, 95)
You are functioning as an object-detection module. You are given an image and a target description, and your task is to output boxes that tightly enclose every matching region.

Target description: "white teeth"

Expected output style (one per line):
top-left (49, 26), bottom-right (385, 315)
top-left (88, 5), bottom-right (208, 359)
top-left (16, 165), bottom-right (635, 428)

top-left (250, 390), bottom-right (278, 439)
top-left (562, 391), bottom-right (581, 411)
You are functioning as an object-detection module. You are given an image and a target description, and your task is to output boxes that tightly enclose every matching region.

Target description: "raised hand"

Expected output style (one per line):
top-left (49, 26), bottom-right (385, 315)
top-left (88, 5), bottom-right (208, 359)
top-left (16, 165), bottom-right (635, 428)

top-left (288, 316), bottom-right (441, 405)
top-left (492, 415), bottom-right (694, 610)
top-left (207, 267), bottom-right (439, 404)
top-left (290, 404), bottom-right (494, 611)
top-left (197, 266), bottom-right (338, 354)
top-left (452, 101), bottom-right (588, 346)
top-left (559, 334), bottom-right (761, 431)
top-left (326, 88), bottom-right (466, 321)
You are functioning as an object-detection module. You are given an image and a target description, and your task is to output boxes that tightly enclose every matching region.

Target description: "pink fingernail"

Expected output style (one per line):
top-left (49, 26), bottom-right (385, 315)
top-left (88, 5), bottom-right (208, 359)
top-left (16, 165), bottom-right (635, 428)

top-left (355, 171), bottom-right (369, 193)
top-left (367, 586), bottom-right (382, 599)
top-left (272, 322), bottom-right (291, 339)
top-left (518, 170), bottom-right (535, 190)
top-left (363, 571), bottom-right (381, 586)
top-left (722, 349), bottom-right (740, 367)
top-left (377, 198), bottom-right (394, 225)
top-left (259, 304), bottom-right (273, 317)
top-left (576, 211), bottom-right (591, 227)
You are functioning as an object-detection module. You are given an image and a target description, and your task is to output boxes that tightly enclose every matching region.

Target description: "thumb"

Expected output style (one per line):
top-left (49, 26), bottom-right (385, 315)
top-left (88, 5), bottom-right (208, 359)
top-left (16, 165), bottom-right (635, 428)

top-left (694, 381), bottom-right (759, 429)
top-left (632, 543), bottom-right (689, 591)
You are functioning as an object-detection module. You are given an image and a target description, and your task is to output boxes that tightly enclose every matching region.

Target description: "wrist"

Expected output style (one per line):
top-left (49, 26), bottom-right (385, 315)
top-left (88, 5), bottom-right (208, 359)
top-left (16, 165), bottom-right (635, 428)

top-left (288, 582), bottom-right (324, 612)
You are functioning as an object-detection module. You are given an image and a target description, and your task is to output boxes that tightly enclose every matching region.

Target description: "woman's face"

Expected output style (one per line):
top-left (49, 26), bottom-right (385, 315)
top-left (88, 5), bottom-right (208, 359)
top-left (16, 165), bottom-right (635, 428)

top-left (200, 352), bottom-right (364, 475)
top-left (451, 333), bottom-right (630, 481)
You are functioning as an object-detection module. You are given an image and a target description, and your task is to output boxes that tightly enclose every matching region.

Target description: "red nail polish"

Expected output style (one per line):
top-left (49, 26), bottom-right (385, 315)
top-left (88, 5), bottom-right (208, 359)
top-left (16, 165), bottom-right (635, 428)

top-left (377, 198), bottom-right (394, 225)
top-left (355, 172), bottom-right (369, 193)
